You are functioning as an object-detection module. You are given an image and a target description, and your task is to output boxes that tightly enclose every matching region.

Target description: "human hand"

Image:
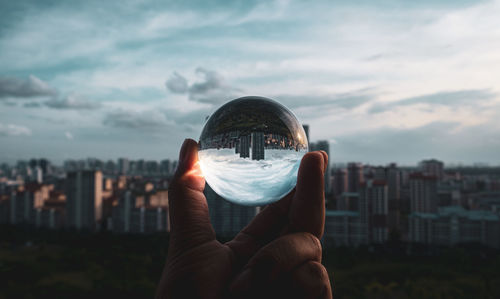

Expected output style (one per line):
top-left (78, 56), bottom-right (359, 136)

top-left (156, 138), bottom-right (332, 299)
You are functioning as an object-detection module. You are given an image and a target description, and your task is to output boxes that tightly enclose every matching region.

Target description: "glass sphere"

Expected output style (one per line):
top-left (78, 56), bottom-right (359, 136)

top-left (198, 96), bottom-right (308, 206)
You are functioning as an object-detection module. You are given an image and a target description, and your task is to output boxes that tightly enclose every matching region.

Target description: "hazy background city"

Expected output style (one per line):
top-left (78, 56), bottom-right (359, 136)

top-left (1, 0), bottom-right (500, 298)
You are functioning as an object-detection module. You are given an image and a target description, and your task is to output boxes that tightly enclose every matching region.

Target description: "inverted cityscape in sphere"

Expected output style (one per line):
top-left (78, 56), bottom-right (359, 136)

top-left (198, 96), bottom-right (308, 206)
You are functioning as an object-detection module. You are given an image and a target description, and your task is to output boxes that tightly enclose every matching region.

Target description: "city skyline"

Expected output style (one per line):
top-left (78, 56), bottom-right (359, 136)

top-left (1, 0), bottom-right (500, 165)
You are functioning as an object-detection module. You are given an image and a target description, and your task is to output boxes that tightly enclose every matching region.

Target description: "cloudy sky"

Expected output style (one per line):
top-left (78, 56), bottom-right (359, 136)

top-left (1, 0), bottom-right (499, 166)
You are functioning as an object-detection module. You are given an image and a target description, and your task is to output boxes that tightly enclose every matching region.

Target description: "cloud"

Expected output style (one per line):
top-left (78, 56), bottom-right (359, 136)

top-left (369, 89), bottom-right (496, 114)
top-left (165, 72), bottom-right (188, 93)
top-left (3, 101), bottom-right (17, 107)
top-left (189, 68), bottom-right (224, 94)
top-left (0, 123), bottom-right (32, 136)
top-left (0, 75), bottom-right (57, 98)
top-left (65, 131), bottom-right (74, 140)
top-left (103, 109), bottom-right (171, 129)
top-left (277, 88), bottom-right (376, 110)
top-left (44, 94), bottom-right (101, 110)
top-left (23, 101), bottom-right (42, 108)
top-left (331, 121), bottom-right (500, 164)
top-left (165, 67), bottom-right (243, 104)
top-left (164, 108), bottom-right (210, 125)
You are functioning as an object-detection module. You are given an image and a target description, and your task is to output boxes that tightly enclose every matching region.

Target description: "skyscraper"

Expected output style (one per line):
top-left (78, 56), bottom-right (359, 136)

top-left (160, 159), bottom-right (171, 176)
top-left (359, 179), bottom-right (389, 244)
top-left (409, 173), bottom-right (438, 213)
top-left (118, 158), bottom-right (129, 175)
top-left (251, 132), bottom-right (265, 160)
top-left (66, 170), bottom-right (103, 230)
top-left (239, 135), bottom-right (250, 158)
top-left (419, 159), bottom-right (444, 180)
top-left (347, 163), bottom-right (364, 193)
top-left (333, 168), bottom-right (348, 197)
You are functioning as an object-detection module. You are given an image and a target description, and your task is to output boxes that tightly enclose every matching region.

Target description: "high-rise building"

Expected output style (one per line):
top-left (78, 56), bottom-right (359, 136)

top-left (66, 170), bottom-right (103, 230)
top-left (333, 169), bottom-right (348, 197)
top-left (409, 206), bottom-right (500, 248)
top-left (419, 159), bottom-right (444, 180)
top-left (145, 160), bottom-right (159, 176)
top-left (160, 159), bottom-right (171, 176)
top-left (239, 135), bottom-right (250, 158)
top-left (324, 210), bottom-right (366, 247)
top-left (111, 190), bottom-right (169, 233)
top-left (31, 166), bottom-right (43, 183)
top-left (136, 160), bottom-right (145, 175)
top-left (337, 192), bottom-right (358, 211)
top-left (359, 179), bottom-right (389, 244)
top-left (251, 132), bottom-right (265, 161)
top-left (409, 173), bottom-right (438, 213)
top-left (386, 164), bottom-right (401, 202)
top-left (347, 163), bottom-right (364, 193)
top-left (9, 184), bottom-right (49, 225)
top-left (104, 160), bottom-right (116, 174)
top-left (118, 158), bottom-right (129, 175)
top-left (39, 159), bottom-right (51, 176)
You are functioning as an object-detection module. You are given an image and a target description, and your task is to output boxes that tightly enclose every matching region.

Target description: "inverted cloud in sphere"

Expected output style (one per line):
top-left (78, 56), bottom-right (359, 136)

top-left (198, 148), bottom-right (304, 205)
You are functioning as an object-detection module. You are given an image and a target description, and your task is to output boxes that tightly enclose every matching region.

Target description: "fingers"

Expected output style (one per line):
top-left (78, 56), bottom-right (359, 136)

top-left (229, 232), bottom-right (322, 297)
top-left (227, 151), bottom-right (328, 266)
top-left (289, 151), bottom-right (327, 238)
top-left (168, 139), bottom-right (215, 254)
top-left (289, 261), bottom-right (332, 299)
top-left (225, 192), bottom-right (293, 267)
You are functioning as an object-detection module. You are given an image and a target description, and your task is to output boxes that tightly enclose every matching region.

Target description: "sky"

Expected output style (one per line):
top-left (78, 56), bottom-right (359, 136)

top-left (0, 0), bottom-right (499, 166)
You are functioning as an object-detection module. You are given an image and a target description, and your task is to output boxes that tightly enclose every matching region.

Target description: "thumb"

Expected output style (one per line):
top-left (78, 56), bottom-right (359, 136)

top-left (168, 139), bottom-right (215, 254)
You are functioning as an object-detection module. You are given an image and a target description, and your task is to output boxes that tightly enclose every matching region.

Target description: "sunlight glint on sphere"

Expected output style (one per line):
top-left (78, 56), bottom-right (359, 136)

top-left (198, 96), bottom-right (308, 206)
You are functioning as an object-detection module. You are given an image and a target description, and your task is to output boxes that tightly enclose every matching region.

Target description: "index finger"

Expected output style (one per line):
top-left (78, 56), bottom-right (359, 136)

top-left (288, 151), bottom-right (327, 238)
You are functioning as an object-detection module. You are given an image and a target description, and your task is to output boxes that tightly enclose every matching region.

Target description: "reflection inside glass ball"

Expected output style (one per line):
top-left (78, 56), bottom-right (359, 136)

top-left (198, 96), bottom-right (308, 206)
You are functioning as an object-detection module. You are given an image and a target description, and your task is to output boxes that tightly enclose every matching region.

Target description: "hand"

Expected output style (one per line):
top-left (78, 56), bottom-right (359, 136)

top-left (156, 139), bottom-right (332, 299)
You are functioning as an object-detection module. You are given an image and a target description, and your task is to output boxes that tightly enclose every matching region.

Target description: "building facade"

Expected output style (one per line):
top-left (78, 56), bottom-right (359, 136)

top-left (66, 170), bottom-right (103, 230)
top-left (409, 206), bottom-right (500, 248)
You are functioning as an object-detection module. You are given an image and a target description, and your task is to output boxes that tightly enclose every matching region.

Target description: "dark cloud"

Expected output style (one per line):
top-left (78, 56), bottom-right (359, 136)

top-left (44, 95), bottom-right (101, 110)
top-left (369, 89), bottom-right (496, 114)
top-left (165, 72), bottom-right (188, 93)
top-left (0, 75), bottom-right (57, 98)
top-left (165, 67), bottom-right (242, 104)
top-left (189, 68), bottom-right (224, 94)
top-left (23, 101), bottom-right (42, 108)
top-left (164, 108), bottom-right (210, 125)
top-left (103, 106), bottom-right (210, 132)
top-left (103, 110), bottom-right (170, 129)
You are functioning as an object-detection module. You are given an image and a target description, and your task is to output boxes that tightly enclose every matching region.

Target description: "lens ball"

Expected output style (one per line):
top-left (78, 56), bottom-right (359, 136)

top-left (198, 96), bottom-right (308, 206)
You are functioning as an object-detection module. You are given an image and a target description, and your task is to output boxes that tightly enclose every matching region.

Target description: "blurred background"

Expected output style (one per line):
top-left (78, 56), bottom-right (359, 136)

top-left (1, 0), bottom-right (500, 298)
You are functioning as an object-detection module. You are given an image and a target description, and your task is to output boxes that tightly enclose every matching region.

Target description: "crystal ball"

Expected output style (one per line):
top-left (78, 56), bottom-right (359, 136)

top-left (198, 96), bottom-right (308, 206)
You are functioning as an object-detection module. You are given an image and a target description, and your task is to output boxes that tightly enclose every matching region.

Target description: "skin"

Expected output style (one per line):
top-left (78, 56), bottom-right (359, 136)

top-left (156, 139), bottom-right (332, 299)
